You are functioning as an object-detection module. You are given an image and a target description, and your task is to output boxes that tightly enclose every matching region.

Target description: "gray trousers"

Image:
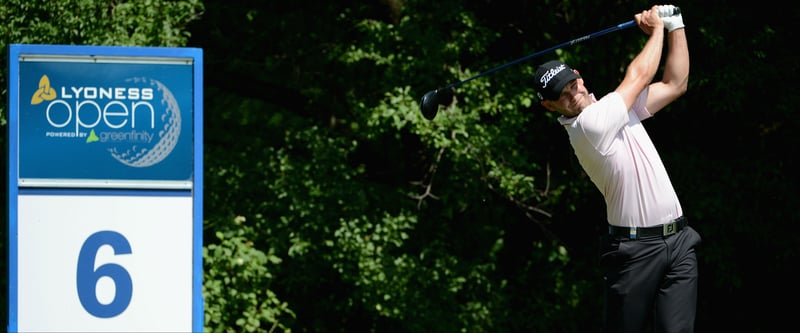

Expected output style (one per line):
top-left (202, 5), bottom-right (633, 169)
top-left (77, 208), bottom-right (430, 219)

top-left (600, 225), bottom-right (702, 333)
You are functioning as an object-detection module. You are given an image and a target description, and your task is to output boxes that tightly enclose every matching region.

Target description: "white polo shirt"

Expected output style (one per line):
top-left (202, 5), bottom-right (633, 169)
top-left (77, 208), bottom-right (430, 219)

top-left (558, 88), bottom-right (683, 227)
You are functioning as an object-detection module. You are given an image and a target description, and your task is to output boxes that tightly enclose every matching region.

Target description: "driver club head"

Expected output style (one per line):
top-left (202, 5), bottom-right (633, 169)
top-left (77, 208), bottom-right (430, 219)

top-left (419, 88), bottom-right (454, 120)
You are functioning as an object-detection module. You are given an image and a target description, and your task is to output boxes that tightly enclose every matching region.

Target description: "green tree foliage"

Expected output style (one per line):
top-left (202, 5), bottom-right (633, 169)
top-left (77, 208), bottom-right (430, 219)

top-left (195, 0), bottom-right (611, 331)
top-left (1, 0), bottom-right (799, 332)
top-left (193, 0), bottom-right (800, 331)
top-left (204, 215), bottom-right (294, 333)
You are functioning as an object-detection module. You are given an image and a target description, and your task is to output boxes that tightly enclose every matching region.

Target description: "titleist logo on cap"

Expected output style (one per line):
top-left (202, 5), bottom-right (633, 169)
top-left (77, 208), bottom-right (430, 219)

top-left (539, 64), bottom-right (567, 89)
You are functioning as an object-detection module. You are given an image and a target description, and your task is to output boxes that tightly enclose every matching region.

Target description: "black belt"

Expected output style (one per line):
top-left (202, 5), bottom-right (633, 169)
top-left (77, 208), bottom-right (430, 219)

top-left (608, 216), bottom-right (688, 240)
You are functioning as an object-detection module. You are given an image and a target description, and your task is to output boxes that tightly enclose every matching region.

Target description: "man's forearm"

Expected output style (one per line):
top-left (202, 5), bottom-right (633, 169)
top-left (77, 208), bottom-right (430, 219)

top-left (662, 29), bottom-right (689, 92)
top-left (626, 28), bottom-right (665, 92)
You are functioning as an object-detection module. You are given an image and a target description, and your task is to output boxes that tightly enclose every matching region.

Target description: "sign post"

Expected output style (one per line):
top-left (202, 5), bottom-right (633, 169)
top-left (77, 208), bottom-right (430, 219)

top-left (6, 44), bottom-right (203, 332)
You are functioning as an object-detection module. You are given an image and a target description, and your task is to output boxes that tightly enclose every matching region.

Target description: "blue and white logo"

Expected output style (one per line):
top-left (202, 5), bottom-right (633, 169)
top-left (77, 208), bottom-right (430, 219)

top-left (19, 60), bottom-right (193, 183)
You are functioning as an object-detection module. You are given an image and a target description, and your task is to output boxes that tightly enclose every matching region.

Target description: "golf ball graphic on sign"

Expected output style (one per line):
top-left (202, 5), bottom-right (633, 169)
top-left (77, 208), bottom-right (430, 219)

top-left (109, 77), bottom-right (181, 168)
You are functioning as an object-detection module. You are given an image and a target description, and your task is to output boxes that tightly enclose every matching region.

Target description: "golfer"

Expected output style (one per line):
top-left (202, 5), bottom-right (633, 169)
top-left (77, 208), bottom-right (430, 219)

top-left (533, 5), bottom-right (701, 332)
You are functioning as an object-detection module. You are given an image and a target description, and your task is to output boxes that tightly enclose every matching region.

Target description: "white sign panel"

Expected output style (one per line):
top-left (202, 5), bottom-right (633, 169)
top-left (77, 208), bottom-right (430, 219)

top-left (17, 194), bottom-right (193, 332)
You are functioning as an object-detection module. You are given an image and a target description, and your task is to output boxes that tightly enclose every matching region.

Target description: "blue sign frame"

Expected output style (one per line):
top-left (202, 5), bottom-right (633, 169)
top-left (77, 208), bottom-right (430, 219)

top-left (7, 44), bottom-right (204, 332)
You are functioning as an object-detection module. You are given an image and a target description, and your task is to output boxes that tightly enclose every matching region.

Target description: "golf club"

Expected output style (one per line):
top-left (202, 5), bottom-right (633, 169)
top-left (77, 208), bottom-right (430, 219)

top-left (420, 7), bottom-right (680, 120)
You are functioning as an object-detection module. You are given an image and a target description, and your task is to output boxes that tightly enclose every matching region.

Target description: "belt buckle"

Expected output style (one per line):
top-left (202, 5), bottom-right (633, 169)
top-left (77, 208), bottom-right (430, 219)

top-left (662, 221), bottom-right (677, 236)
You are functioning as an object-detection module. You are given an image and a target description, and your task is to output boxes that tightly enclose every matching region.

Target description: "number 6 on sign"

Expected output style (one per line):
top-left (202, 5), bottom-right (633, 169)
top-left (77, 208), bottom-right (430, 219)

top-left (76, 230), bottom-right (133, 318)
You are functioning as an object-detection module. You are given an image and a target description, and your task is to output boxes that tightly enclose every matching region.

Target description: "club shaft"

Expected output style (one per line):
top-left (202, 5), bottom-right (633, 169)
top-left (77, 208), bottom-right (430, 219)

top-left (440, 20), bottom-right (636, 91)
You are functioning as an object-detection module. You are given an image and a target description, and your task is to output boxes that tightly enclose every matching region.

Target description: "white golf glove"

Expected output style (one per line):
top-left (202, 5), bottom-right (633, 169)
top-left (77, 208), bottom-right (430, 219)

top-left (657, 5), bottom-right (684, 32)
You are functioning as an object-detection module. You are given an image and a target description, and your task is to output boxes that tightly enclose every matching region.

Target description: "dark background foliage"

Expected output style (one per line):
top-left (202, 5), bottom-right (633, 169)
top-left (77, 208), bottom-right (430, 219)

top-left (2, 0), bottom-right (798, 332)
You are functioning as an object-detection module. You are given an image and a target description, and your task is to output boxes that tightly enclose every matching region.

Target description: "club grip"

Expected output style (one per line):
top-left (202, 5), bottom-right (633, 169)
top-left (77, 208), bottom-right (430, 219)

top-left (657, 6), bottom-right (680, 17)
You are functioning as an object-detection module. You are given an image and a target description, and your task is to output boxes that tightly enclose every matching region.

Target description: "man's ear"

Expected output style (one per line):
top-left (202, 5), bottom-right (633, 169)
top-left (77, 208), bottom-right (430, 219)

top-left (540, 100), bottom-right (556, 112)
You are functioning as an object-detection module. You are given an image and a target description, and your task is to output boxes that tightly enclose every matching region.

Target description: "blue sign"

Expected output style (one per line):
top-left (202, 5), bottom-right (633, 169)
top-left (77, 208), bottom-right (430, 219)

top-left (7, 44), bottom-right (204, 332)
top-left (16, 51), bottom-right (195, 187)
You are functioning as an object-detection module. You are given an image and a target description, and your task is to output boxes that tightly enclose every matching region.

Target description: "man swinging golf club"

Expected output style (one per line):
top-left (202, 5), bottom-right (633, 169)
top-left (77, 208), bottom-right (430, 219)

top-left (533, 5), bottom-right (702, 332)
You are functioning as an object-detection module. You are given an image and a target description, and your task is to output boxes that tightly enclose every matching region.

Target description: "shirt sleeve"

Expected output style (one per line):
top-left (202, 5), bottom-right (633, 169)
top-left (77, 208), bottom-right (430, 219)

top-left (631, 86), bottom-right (652, 120)
top-left (574, 92), bottom-right (629, 155)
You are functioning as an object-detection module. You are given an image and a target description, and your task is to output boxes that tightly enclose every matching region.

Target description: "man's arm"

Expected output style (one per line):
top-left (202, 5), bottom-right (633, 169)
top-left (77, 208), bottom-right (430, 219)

top-left (614, 6), bottom-right (665, 110)
top-left (645, 25), bottom-right (689, 114)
